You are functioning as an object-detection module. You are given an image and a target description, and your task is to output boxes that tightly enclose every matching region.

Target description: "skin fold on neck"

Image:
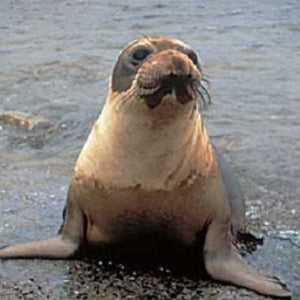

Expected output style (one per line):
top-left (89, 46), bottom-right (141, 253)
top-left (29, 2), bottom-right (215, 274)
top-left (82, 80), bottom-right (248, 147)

top-left (75, 90), bottom-right (215, 191)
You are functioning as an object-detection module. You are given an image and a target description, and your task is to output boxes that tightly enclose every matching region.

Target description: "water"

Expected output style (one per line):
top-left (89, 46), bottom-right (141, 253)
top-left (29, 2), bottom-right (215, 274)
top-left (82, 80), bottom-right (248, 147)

top-left (0, 0), bottom-right (299, 298)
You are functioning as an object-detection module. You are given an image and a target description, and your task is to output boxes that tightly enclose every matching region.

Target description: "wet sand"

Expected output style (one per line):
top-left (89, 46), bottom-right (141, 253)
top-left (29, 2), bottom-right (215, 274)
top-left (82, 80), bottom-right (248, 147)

top-left (0, 0), bottom-right (299, 299)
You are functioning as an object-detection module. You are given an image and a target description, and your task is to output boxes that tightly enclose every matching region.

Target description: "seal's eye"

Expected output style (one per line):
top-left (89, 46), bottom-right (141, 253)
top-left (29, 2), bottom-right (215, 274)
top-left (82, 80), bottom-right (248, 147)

top-left (186, 50), bottom-right (198, 66)
top-left (132, 48), bottom-right (152, 61)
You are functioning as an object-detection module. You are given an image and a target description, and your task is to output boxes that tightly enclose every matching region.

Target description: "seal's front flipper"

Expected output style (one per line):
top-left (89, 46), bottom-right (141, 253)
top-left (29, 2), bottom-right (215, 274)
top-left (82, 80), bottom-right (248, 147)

top-left (0, 200), bottom-right (84, 259)
top-left (0, 236), bottom-right (79, 259)
top-left (204, 221), bottom-right (292, 298)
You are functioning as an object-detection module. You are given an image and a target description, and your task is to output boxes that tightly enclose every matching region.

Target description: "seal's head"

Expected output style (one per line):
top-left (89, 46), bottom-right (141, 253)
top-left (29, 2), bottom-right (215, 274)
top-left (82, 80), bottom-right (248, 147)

top-left (110, 36), bottom-right (210, 110)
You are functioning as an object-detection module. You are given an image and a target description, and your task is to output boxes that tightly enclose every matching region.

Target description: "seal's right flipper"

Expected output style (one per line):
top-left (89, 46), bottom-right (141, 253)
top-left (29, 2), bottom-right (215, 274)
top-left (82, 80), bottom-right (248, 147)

top-left (0, 236), bottom-right (79, 259)
top-left (0, 201), bottom-right (84, 259)
top-left (204, 220), bottom-right (292, 298)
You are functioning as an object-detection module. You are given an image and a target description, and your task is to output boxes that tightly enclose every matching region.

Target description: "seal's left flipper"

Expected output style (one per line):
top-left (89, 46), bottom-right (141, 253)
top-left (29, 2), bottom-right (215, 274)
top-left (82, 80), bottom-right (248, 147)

top-left (204, 220), bottom-right (292, 298)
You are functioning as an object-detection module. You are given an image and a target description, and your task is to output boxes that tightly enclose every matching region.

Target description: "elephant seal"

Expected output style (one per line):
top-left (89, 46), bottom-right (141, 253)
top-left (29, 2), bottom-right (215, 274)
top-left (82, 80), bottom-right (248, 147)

top-left (0, 36), bottom-right (291, 298)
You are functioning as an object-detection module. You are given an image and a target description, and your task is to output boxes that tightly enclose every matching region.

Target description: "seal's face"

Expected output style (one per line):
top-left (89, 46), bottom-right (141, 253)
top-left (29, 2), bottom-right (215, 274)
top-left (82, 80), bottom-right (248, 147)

top-left (111, 37), bottom-right (209, 109)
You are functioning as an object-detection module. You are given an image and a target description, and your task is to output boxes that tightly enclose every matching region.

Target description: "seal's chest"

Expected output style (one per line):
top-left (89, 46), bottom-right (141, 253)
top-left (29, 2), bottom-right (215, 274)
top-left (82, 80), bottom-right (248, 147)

top-left (86, 181), bottom-right (212, 245)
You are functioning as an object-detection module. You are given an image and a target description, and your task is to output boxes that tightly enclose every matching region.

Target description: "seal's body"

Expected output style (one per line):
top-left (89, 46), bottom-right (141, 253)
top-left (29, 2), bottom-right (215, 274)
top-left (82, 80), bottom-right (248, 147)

top-left (0, 37), bottom-right (291, 298)
top-left (72, 92), bottom-right (219, 245)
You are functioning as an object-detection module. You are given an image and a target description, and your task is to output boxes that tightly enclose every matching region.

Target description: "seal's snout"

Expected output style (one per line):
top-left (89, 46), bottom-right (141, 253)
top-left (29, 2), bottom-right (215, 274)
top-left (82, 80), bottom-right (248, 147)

top-left (137, 50), bottom-right (200, 109)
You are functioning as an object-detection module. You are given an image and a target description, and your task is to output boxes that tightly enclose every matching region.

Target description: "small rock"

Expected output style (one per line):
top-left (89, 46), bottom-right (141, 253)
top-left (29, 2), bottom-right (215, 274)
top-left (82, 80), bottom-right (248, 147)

top-left (0, 111), bottom-right (51, 131)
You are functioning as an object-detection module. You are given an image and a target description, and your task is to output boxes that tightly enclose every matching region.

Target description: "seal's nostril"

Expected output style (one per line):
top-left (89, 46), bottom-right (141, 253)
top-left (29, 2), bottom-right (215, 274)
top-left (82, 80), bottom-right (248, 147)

top-left (165, 73), bottom-right (192, 84)
top-left (171, 57), bottom-right (185, 72)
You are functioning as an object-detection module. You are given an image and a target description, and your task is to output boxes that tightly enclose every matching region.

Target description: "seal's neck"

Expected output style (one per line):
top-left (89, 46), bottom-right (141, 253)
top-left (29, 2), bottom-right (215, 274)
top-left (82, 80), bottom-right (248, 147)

top-left (75, 94), bottom-right (215, 190)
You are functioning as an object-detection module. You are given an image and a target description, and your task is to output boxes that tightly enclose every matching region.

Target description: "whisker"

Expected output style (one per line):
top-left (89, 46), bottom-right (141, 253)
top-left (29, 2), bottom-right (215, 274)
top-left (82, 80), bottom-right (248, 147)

top-left (201, 77), bottom-right (210, 85)
top-left (199, 82), bottom-right (212, 105)
top-left (195, 78), bottom-right (212, 110)
top-left (196, 87), bottom-right (207, 109)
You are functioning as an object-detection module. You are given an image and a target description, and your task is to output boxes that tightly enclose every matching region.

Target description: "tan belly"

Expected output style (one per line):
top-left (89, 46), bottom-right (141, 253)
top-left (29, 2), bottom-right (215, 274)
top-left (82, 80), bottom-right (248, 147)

top-left (77, 175), bottom-right (228, 246)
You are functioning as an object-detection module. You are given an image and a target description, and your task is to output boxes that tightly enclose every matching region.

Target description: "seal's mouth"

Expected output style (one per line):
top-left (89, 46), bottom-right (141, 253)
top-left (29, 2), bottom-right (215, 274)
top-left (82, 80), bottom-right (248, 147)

top-left (138, 74), bottom-right (197, 109)
top-left (135, 50), bottom-right (210, 109)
